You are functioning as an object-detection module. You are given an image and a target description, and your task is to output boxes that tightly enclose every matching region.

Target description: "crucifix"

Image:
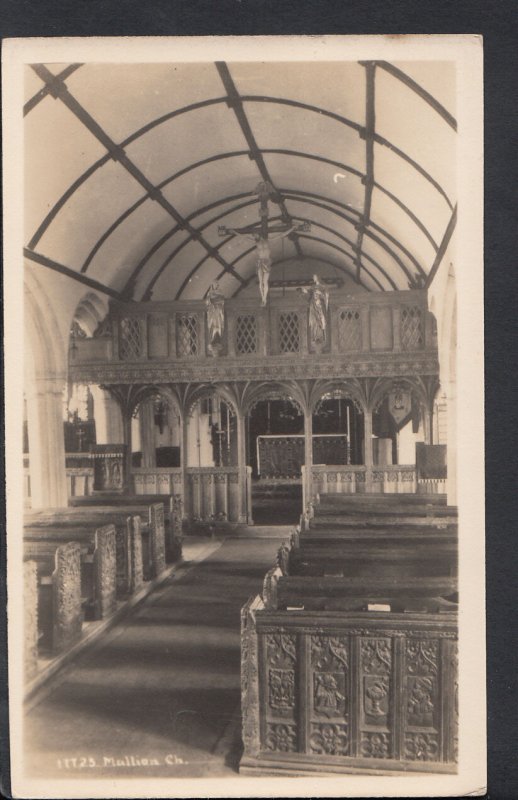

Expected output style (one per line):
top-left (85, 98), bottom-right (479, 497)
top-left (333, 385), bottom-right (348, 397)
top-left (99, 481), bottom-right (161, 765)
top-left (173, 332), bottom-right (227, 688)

top-left (218, 181), bottom-right (310, 305)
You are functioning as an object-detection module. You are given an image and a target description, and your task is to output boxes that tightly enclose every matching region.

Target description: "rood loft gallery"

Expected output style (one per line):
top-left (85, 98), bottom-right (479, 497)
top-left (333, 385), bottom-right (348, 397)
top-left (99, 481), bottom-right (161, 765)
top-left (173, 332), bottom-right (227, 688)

top-left (21, 58), bottom-right (458, 780)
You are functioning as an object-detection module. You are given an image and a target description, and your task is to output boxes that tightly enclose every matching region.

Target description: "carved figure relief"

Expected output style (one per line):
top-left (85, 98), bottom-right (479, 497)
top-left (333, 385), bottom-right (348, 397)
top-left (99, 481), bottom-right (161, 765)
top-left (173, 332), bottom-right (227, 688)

top-left (314, 673), bottom-right (346, 714)
top-left (407, 677), bottom-right (435, 727)
top-left (300, 274), bottom-right (330, 347)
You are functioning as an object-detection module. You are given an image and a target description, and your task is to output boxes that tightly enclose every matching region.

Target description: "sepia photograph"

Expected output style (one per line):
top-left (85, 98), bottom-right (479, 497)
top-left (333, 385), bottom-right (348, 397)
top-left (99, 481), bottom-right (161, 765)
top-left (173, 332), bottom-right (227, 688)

top-left (4, 35), bottom-right (485, 798)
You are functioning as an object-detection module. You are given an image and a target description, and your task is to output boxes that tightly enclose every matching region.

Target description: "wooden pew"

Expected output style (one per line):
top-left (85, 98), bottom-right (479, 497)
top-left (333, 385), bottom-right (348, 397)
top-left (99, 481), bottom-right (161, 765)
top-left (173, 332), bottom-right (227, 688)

top-left (23, 541), bottom-right (83, 654)
top-left (69, 494), bottom-right (183, 563)
top-left (275, 574), bottom-right (458, 611)
top-left (24, 560), bottom-right (39, 680)
top-left (24, 524), bottom-right (117, 620)
top-left (297, 527), bottom-right (457, 545)
top-left (287, 543), bottom-right (457, 579)
top-left (307, 514), bottom-right (457, 530)
top-left (24, 507), bottom-right (155, 595)
top-left (240, 595), bottom-right (458, 775)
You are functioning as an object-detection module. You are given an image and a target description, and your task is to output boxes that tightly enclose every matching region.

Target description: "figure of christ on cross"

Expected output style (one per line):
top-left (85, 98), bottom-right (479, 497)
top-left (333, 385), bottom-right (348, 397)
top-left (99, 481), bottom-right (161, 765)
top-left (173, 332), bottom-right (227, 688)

top-left (218, 181), bottom-right (310, 305)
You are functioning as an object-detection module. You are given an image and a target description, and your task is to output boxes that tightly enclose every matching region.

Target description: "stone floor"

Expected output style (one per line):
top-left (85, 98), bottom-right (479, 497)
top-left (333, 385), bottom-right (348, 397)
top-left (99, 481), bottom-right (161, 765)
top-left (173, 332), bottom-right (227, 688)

top-left (23, 535), bottom-right (282, 780)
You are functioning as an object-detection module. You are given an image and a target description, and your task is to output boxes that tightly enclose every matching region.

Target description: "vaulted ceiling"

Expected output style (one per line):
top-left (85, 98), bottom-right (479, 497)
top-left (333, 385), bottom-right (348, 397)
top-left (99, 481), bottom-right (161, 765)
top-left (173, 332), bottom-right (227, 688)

top-left (24, 59), bottom-right (456, 302)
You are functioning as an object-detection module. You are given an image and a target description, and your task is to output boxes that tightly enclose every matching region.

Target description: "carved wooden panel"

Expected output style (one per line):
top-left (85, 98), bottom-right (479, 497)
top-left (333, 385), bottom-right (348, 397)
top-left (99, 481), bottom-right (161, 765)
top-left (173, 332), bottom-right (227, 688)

top-left (129, 515), bottom-right (144, 593)
top-left (401, 305), bottom-right (424, 350)
top-left (370, 306), bottom-right (393, 351)
top-left (248, 613), bottom-right (458, 774)
top-left (402, 638), bottom-right (440, 762)
top-left (359, 637), bottom-right (392, 758)
top-left (147, 313), bottom-right (168, 358)
top-left (94, 525), bottom-right (117, 618)
top-left (24, 560), bottom-right (38, 681)
top-left (149, 503), bottom-right (166, 577)
top-left (176, 313), bottom-right (199, 357)
top-left (115, 521), bottom-right (132, 597)
top-left (52, 543), bottom-right (83, 653)
top-left (262, 631), bottom-right (298, 753)
top-left (241, 598), bottom-right (261, 757)
top-left (310, 635), bottom-right (350, 756)
top-left (119, 317), bottom-right (143, 360)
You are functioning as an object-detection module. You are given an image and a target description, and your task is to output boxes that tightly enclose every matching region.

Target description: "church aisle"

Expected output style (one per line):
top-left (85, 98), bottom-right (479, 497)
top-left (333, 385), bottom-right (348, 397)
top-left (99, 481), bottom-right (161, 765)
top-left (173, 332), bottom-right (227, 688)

top-left (24, 536), bottom-right (281, 779)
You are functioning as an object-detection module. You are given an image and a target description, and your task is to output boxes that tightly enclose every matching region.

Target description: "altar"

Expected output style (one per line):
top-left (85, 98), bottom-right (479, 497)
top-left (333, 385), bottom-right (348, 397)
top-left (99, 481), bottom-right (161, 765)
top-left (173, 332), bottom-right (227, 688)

top-left (256, 434), bottom-right (349, 479)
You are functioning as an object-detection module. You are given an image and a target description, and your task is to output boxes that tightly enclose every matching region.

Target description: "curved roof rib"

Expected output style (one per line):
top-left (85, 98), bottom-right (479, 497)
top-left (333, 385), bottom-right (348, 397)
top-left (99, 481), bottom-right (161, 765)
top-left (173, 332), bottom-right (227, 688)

top-left (24, 60), bottom-right (457, 300)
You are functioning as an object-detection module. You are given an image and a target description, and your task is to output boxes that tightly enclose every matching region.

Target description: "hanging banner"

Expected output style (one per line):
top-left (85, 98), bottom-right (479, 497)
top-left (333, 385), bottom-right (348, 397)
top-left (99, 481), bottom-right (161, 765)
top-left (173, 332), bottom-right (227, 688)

top-left (387, 386), bottom-right (412, 426)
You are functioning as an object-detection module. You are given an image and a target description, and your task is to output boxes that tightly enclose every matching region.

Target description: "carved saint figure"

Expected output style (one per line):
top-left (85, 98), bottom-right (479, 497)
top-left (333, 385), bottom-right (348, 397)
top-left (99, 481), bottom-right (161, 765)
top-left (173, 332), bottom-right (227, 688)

top-left (301, 274), bottom-right (329, 345)
top-left (205, 282), bottom-right (225, 344)
top-left (227, 226), bottom-right (297, 306)
top-left (315, 673), bottom-right (344, 710)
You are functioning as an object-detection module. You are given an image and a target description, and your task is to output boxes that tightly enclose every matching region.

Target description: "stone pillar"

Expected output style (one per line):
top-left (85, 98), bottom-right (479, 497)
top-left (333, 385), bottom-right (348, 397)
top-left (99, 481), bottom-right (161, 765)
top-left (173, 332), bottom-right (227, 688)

top-left (236, 409), bottom-right (250, 523)
top-left (303, 409), bottom-right (313, 508)
top-left (139, 400), bottom-right (156, 468)
top-left (26, 375), bottom-right (68, 508)
top-left (363, 408), bottom-right (373, 493)
top-left (121, 410), bottom-right (133, 493)
top-left (90, 386), bottom-right (124, 444)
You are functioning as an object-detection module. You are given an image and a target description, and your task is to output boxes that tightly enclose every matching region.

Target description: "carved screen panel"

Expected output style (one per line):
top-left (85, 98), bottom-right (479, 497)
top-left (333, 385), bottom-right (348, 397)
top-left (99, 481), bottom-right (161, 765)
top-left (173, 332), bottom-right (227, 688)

top-left (147, 314), bottom-right (168, 358)
top-left (279, 312), bottom-right (300, 354)
top-left (338, 308), bottom-right (362, 351)
top-left (370, 306), bottom-right (393, 350)
top-left (402, 638), bottom-right (440, 762)
top-left (359, 637), bottom-right (393, 758)
top-left (401, 305), bottom-right (424, 350)
top-left (119, 317), bottom-right (143, 360)
top-left (236, 314), bottom-right (257, 355)
top-left (263, 631), bottom-right (299, 753)
top-left (176, 313), bottom-right (199, 357)
top-left (310, 635), bottom-right (350, 756)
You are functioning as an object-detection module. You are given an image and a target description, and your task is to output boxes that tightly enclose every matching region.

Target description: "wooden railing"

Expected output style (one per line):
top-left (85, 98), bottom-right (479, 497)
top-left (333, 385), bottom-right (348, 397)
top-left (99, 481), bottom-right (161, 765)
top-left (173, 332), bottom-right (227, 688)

top-left (24, 453), bottom-right (95, 503)
top-left (303, 464), bottom-right (417, 508)
top-left (184, 465), bottom-right (252, 524)
top-left (132, 467), bottom-right (183, 498)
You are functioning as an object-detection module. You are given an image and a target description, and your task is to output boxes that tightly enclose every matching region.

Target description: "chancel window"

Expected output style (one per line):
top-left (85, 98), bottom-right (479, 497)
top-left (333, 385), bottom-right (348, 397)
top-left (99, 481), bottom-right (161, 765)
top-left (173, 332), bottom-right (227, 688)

top-left (176, 314), bottom-right (199, 357)
top-left (401, 305), bottom-right (424, 350)
top-left (236, 314), bottom-right (257, 355)
top-left (119, 317), bottom-right (143, 360)
top-left (279, 311), bottom-right (300, 353)
top-left (338, 308), bottom-right (361, 351)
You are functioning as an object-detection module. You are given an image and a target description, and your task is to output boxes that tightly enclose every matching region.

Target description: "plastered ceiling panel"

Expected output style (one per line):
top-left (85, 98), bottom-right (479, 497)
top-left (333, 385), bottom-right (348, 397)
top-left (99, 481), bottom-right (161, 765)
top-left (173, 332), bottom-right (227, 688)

top-left (66, 62), bottom-right (226, 144)
top-left (230, 61), bottom-right (366, 127)
top-left (125, 103), bottom-right (247, 187)
top-left (375, 69), bottom-right (456, 203)
top-left (37, 159), bottom-right (143, 273)
top-left (25, 96), bottom-right (106, 244)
